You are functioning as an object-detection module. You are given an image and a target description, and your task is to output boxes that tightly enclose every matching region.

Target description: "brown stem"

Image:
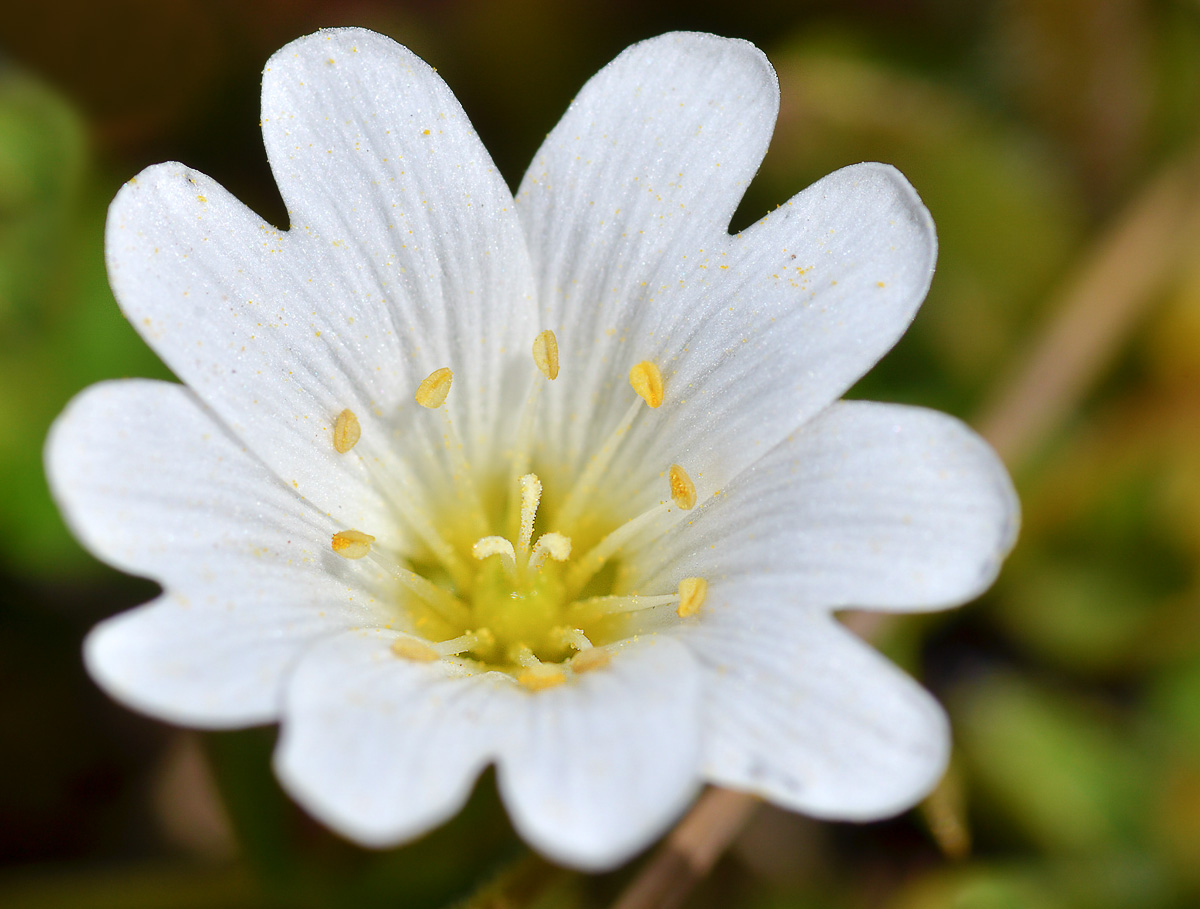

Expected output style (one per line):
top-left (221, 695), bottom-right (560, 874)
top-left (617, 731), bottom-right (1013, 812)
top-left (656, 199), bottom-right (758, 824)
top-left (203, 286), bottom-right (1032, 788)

top-left (976, 151), bottom-right (1200, 465)
top-left (610, 787), bottom-right (759, 909)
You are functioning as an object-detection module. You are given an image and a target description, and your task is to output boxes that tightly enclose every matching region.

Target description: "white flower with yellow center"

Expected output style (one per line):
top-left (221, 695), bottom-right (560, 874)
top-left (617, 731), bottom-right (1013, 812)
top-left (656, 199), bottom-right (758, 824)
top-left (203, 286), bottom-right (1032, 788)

top-left (47, 29), bottom-right (1018, 869)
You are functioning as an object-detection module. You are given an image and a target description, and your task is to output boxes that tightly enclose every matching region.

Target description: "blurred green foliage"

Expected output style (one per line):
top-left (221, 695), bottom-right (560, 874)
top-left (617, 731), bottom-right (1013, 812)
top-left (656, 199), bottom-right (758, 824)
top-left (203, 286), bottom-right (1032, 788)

top-left (4, 1), bottom-right (1200, 908)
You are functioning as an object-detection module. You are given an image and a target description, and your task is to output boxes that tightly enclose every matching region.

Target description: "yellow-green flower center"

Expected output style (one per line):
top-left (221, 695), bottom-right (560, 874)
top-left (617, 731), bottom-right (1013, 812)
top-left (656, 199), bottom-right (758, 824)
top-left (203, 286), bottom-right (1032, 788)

top-left (329, 331), bottom-right (708, 690)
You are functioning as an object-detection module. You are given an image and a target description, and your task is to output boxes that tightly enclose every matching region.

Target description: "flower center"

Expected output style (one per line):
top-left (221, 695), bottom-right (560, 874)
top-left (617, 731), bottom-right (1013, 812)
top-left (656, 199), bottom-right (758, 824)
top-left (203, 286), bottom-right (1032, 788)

top-left (328, 331), bottom-right (707, 690)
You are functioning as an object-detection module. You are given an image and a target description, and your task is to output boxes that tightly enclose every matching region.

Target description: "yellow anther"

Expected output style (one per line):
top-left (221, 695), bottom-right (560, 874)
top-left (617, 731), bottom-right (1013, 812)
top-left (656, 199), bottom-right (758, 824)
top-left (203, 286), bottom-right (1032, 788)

top-left (415, 366), bottom-right (453, 408)
top-left (532, 329), bottom-right (560, 380)
top-left (571, 648), bottom-right (612, 674)
top-left (331, 529), bottom-right (374, 559)
top-left (629, 360), bottom-right (664, 408)
top-left (528, 532), bottom-right (572, 572)
top-left (333, 408), bottom-right (361, 453)
top-left (518, 666), bottom-right (567, 691)
top-left (676, 577), bottom-right (708, 617)
top-left (391, 637), bottom-right (439, 662)
top-left (518, 473), bottom-right (542, 556)
top-left (669, 464), bottom-right (697, 510)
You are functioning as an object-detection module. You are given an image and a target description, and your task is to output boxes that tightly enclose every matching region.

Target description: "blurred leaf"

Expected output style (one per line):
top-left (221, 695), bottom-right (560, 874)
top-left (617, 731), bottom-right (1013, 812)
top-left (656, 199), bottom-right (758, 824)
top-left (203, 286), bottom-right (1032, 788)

top-left (889, 854), bottom-right (1172, 909)
top-left (207, 728), bottom-right (527, 909)
top-left (0, 69), bottom-right (85, 326)
top-left (954, 673), bottom-right (1148, 853)
top-left (0, 863), bottom-right (271, 909)
top-left (0, 70), bottom-right (175, 580)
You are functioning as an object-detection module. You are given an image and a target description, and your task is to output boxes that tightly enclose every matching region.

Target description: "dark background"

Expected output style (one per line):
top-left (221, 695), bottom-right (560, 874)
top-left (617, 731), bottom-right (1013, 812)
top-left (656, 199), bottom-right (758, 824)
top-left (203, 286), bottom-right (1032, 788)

top-left (3, 1), bottom-right (1200, 907)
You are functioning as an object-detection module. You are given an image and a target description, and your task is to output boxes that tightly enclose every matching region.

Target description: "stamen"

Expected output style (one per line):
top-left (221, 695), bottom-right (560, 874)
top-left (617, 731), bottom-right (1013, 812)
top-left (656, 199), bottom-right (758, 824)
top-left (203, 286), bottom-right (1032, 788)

top-left (473, 535), bottom-right (517, 581)
top-left (415, 366), bottom-right (453, 408)
top-left (669, 464), bottom-right (697, 510)
top-left (381, 559), bottom-right (473, 628)
top-left (391, 636), bottom-right (440, 662)
top-left (571, 648), bottom-right (612, 674)
top-left (555, 396), bottom-right (642, 531)
top-left (554, 627), bottom-right (593, 651)
top-left (570, 592), bottom-right (678, 619)
top-left (517, 473), bottom-right (542, 557)
top-left (331, 529), bottom-right (374, 559)
top-left (509, 643), bottom-right (541, 668)
top-left (433, 628), bottom-right (495, 657)
top-left (532, 329), bottom-right (560, 380)
top-left (528, 532), bottom-right (571, 572)
top-left (505, 380), bottom-right (542, 537)
top-left (333, 408), bottom-right (361, 453)
top-left (510, 644), bottom-right (567, 691)
top-left (414, 371), bottom-right (488, 540)
top-left (367, 465), bottom-right (473, 590)
top-left (676, 577), bottom-right (708, 617)
top-left (565, 502), bottom-right (671, 593)
top-left (629, 360), bottom-right (664, 408)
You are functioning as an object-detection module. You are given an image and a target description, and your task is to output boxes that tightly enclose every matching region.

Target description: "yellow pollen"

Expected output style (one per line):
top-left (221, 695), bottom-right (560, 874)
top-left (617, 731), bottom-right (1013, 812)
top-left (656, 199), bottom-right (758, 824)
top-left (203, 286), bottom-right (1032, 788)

top-left (669, 464), bottom-right (697, 510)
top-left (415, 366), bottom-right (453, 408)
top-left (391, 637), bottom-right (440, 662)
top-left (629, 360), bottom-right (664, 408)
top-left (532, 329), bottom-right (560, 380)
top-left (676, 577), bottom-right (708, 617)
top-left (333, 408), bottom-right (361, 453)
top-left (331, 529), bottom-right (374, 559)
top-left (518, 666), bottom-right (567, 691)
top-left (571, 648), bottom-right (612, 674)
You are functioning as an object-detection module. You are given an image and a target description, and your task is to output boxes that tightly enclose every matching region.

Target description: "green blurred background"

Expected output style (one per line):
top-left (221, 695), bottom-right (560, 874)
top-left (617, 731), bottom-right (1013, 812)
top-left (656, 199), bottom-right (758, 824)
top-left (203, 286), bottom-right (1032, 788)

top-left (4, 1), bottom-right (1200, 907)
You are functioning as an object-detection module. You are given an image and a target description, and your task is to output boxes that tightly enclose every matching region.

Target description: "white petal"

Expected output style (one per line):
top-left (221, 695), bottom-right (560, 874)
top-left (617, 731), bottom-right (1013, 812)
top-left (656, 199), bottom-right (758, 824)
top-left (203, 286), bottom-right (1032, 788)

top-left (634, 401), bottom-right (1018, 612)
top-left (47, 380), bottom-right (384, 725)
top-left (657, 164), bottom-right (937, 492)
top-left (275, 630), bottom-right (513, 847)
top-left (106, 28), bottom-right (537, 524)
top-left (515, 32), bottom-right (778, 484)
top-left (83, 594), bottom-right (349, 728)
top-left (275, 630), bottom-right (702, 869)
top-left (260, 29), bottom-right (538, 458)
top-left (497, 637), bottom-right (703, 870)
top-left (686, 587), bottom-right (950, 819)
top-left (517, 31), bottom-right (934, 498)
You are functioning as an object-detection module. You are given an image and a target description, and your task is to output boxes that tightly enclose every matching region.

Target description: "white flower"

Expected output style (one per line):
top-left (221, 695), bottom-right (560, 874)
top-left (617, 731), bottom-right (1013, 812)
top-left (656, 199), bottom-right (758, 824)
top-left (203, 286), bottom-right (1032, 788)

top-left (46, 28), bottom-right (1018, 870)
